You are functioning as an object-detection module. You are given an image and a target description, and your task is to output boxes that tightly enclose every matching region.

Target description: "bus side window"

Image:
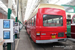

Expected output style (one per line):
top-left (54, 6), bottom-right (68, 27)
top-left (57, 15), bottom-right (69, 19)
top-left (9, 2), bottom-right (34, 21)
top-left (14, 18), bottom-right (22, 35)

top-left (32, 18), bottom-right (34, 26)
top-left (30, 19), bottom-right (32, 25)
top-left (34, 15), bottom-right (36, 26)
top-left (33, 17), bottom-right (35, 26)
top-left (29, 19), bottom-right (31, 25)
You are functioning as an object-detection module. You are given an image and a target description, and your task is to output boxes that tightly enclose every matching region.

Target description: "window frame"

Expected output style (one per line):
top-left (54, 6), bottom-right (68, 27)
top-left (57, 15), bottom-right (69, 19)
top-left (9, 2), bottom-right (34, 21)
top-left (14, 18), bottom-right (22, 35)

top-left (43, 14), bottom-right (63, 27)
top-left (72, 17), bottom-right (75, 23)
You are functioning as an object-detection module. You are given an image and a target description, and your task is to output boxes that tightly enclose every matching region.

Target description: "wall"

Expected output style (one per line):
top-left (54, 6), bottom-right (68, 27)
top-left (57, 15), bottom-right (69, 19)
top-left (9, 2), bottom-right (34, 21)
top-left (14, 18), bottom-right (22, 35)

top-left (0, 8), bottom-right (7, 19)
top-left (0, 12), bottom-right (7, 19)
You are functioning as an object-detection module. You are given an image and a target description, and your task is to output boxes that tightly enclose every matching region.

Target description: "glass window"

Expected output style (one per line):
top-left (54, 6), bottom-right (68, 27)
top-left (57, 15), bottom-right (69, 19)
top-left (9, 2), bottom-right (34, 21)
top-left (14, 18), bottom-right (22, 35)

top-left (64, 6), bottom-right (74, 12)
top-left (43, 14), bottom-right (63, 26)
top-left (29, 19), bottom-right (31, 25)
top-left (29, 20), bottom-right (31, 25)
top-left (34, 15), bottom-right (36, 26)
top-left (27, 21), bottom-right (29, 25)
top-left (73, 17), bottom-right (75, 23)
top-left (67, 20), bottom-right (71, 25)
top-left (67, 15), bottom-right (71, 19)
top-left (32, 18), bottom-right (34, 26)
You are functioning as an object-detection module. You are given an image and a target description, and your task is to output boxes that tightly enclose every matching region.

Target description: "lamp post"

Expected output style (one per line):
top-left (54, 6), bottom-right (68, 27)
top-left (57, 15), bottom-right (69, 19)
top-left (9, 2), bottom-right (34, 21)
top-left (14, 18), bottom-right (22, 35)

top-left (15, 0), bottom-right (19, 38)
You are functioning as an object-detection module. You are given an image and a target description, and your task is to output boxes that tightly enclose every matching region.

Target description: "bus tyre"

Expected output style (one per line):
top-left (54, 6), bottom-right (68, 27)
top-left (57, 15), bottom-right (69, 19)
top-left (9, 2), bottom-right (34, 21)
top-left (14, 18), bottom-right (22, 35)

top-left (29, 33), bottom-right (31, 38)
top-left (67, 36), bottom-right (71, 38)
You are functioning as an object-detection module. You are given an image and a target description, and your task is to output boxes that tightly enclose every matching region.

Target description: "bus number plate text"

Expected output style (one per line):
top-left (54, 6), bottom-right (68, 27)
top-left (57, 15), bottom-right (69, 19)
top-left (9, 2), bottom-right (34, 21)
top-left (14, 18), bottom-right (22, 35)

top-left (52, 35), bottom-right (56, 38)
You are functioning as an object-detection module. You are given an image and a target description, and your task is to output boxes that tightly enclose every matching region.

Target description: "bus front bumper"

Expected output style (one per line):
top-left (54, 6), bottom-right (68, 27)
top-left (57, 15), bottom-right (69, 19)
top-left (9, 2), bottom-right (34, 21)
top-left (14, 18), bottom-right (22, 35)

top-left (36, 38), bottom-right (67, 43)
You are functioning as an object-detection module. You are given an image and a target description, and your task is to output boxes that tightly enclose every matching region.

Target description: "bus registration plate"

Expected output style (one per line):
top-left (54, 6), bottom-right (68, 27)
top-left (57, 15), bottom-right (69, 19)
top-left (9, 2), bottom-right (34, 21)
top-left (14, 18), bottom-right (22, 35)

top-left (52, 35), bottom-right (55, 38)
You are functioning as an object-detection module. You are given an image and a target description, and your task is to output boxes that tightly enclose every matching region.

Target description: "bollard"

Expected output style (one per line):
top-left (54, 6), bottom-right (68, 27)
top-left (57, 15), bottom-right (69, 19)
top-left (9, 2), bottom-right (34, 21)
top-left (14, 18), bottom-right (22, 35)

top-left (0, 38), bottom-right (4, 50)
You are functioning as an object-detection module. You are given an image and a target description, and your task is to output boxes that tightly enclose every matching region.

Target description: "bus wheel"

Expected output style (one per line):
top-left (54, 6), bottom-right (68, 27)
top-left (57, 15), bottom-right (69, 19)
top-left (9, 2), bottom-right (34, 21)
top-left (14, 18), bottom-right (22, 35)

top-left (67, 36), bottom-right (71, 38)
top-left (29, 32), bottom-right (31, 38)
top-left (30, 34), bottom-right (31, 37)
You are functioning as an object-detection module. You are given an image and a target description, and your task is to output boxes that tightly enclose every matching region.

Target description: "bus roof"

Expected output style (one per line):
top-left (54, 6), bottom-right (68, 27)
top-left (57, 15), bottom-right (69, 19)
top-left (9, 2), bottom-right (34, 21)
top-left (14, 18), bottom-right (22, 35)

top-left (39, 4), bottom-right (64, 10)
top-left (27, 4), bottom-right (65, 21)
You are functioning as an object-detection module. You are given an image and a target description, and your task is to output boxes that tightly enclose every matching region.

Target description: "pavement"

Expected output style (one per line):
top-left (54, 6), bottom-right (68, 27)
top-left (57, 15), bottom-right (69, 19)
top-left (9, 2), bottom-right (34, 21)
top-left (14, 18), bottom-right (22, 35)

top-left (16, 29), bottom-right (34, 50)
top-left (15, 28), bottom-right (75, 50)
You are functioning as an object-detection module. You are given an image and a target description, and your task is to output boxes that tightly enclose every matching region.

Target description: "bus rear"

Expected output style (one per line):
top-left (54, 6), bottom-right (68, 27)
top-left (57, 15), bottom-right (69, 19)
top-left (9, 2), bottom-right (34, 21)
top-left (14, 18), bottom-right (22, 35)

top-left (36, 4), bottom-right (67, 43)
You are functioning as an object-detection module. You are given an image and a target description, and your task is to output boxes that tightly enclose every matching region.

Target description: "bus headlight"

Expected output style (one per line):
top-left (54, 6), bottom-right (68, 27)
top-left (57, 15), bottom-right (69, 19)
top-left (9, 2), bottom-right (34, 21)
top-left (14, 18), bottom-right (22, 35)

top-left (36, 32), bottom-right (40, 35)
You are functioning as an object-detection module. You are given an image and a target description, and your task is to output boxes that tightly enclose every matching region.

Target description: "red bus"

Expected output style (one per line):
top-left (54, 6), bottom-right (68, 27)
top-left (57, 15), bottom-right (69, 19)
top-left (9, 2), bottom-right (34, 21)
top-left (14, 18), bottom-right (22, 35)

top-left (26, 4), bottom-right (67, 43)
top-left (71, 15), bottom-right (75, 38)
